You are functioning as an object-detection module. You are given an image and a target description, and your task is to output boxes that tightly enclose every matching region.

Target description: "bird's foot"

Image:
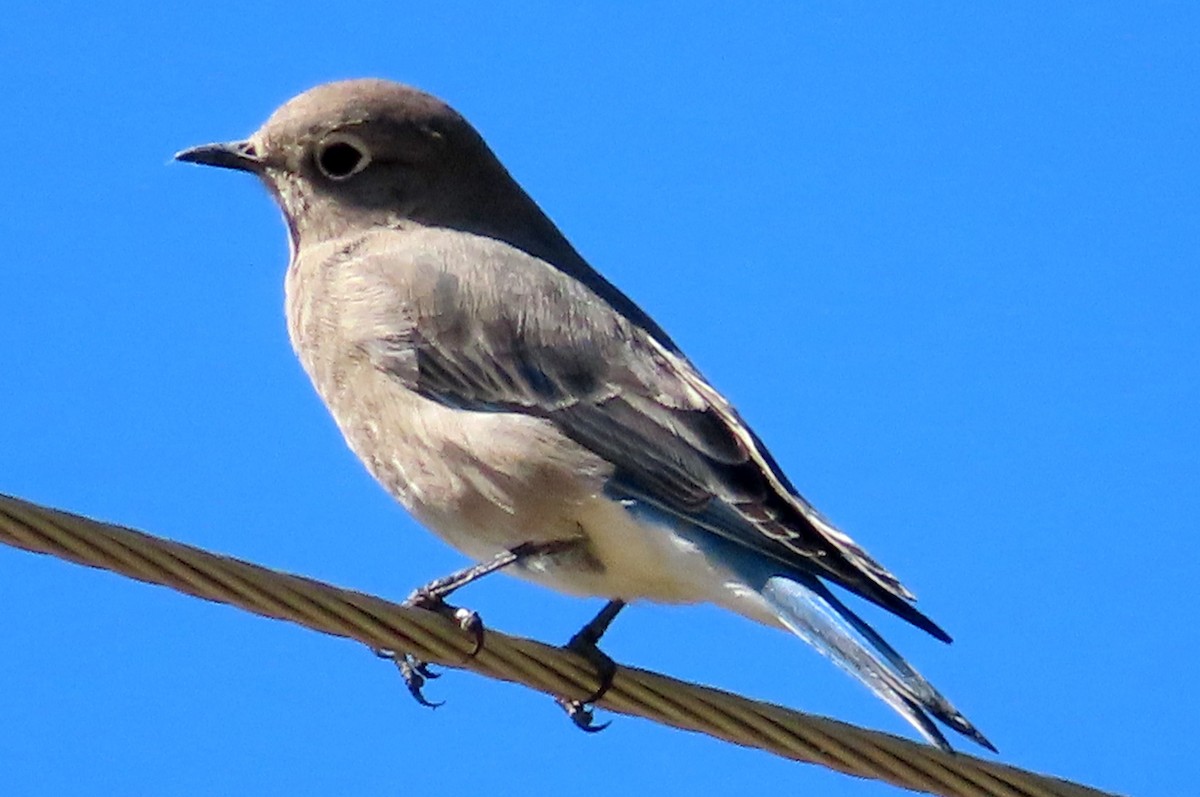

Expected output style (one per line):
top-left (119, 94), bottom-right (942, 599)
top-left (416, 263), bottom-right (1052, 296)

top-left (555, 628), bottom-right (618, 731)
top-left (555, 600), bottom-right (624, 732)
top-left (376, 649), bottom-right (444, 708)
top-left (403, 587), bottom-right (487, 658)
top-left (378, 590), bottom-right (487, 709)
top-left (556, 696), bottom-right (610, 733)
top-left (383, 543), bottom-right (589, 713)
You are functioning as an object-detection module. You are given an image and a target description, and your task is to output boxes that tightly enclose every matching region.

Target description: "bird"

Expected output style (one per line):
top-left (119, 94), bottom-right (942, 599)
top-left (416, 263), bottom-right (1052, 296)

top-left (176, 78), bottom-right (992, 752)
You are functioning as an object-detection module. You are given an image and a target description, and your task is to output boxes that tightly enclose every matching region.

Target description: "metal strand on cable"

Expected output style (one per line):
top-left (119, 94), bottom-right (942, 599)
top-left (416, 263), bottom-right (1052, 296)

top-left (0, 493), bottom-right (1116, 797)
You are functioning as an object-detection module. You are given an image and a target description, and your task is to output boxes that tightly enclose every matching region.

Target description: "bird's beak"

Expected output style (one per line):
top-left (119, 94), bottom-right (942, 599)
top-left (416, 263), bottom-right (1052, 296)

top-left (174, 139), bottom-right (263, 173)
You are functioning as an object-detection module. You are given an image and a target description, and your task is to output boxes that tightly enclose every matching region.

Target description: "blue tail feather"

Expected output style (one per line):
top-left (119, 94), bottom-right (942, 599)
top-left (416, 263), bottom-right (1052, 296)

top-left (761, 574), bottom-right (994, 751)
top-left (619, 496), bottom-right (994, 752)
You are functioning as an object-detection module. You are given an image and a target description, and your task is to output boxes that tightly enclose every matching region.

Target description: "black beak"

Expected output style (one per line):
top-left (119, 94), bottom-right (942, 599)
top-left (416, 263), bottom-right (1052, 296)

top-left (174, 139), bottom-right (263, 173)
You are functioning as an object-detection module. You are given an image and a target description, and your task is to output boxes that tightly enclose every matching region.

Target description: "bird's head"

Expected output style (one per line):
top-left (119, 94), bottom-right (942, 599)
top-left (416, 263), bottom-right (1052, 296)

top-left (176, 79), bottom-right (538, 252)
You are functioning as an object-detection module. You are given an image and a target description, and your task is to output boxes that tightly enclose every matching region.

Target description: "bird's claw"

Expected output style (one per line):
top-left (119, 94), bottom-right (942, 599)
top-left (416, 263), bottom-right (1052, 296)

top-left (564, 631), bottom-right (618, 706)
top-left (552, 616), bottom-right (619, 732)
top-left (375, 649), bottom-right (445, 708)
top-left (397, 655), bottom-right (445, 708)
top-left (403, 591), bottom-right (487, 659)
top-left (411, 660), bottom-right (441, 681)
top-left (378, 592), bottom-right (486, 710)
top-left (453, 607), bottom-right (485, 657)
top-left (556, 697), bottom-right (611, 733)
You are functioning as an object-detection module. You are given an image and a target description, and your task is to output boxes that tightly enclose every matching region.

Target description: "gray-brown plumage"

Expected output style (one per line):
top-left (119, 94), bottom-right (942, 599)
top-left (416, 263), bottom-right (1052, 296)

top-left (176, 79), bottom-right (992, 751)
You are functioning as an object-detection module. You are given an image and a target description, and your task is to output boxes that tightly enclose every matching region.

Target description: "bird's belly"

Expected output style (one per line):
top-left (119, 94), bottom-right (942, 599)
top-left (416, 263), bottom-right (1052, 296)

top-left (514, 494), bottom-right (739, 605)
top-left (323, 373), bottom-right (744, 606)
top-left (398, 451), bottom-right (725, 605)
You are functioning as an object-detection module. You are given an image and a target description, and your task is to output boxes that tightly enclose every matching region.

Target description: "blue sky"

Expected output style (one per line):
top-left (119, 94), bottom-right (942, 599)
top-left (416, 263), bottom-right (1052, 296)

top-left (2, 3), bottom-right (1196, 795)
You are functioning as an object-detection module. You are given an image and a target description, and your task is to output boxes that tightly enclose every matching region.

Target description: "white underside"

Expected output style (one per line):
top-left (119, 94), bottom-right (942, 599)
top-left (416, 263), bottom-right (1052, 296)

top-left (444, 490), bottom-right (783, 630)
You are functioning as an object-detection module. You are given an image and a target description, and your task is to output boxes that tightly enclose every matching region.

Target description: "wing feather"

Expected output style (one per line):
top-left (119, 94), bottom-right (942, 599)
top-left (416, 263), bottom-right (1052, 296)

top-left (355, 231), bottom-right (946, 640)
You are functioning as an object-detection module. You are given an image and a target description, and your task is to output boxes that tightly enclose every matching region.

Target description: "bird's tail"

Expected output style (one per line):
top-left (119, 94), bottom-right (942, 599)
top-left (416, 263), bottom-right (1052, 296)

top-left (760, 574), bottom-right (995, 752)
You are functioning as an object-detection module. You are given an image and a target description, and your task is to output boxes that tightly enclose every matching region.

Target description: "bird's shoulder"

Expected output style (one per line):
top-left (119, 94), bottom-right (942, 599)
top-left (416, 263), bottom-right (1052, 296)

top-left (305, 225), bottom-right (694, 403)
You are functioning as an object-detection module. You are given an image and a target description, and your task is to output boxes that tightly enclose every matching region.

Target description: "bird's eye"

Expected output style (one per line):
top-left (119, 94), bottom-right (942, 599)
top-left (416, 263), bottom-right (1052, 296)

top-left (315, 135), bottom-right (371, 180)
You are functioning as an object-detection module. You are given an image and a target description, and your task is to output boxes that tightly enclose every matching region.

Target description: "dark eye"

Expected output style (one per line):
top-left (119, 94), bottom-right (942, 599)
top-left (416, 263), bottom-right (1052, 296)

top-left (316, 135), bottom-right (370, 180)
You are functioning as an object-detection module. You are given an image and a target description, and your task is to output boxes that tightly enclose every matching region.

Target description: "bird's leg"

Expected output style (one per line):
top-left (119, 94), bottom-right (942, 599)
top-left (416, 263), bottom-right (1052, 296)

top-left (380, 539), bottom-right (580, 707)
top-left (404, 538), bottom-right (580, 649)
top-left (556, 599), bottom-right (626, 732)
top-left (408, 539), bottom-right (576, 604)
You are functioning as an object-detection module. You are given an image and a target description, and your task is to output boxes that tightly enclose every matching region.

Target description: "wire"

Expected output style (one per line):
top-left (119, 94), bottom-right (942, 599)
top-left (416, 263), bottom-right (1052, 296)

top-left (0, 493), bottom-right (1118, 797)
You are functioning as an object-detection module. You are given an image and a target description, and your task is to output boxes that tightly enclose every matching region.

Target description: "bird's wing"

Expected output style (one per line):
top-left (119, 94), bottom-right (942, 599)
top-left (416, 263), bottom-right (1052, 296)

top-left (353, 230), bottom-right (947, 640)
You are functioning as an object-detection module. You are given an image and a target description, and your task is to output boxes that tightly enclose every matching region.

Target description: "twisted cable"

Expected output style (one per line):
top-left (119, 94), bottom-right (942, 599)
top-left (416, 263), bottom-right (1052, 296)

top-left (0, 493), bottom-right (1117, 797)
